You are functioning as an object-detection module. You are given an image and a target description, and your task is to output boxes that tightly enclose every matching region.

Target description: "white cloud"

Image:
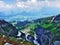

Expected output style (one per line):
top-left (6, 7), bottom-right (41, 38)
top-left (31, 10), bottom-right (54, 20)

top-left (0, 0), bottom-right (46, 11)
top-left (0, 1), bottom-right (15, 11)
top-left (16, 0), bottom-right (60, 11)
top-left (47, 1), bottom-right (60, 8)
top-left (0, 0), bottom-right (60, 12)
top-left (29, 0), bottom-right (37, 3)
top-left (16, 2), bottom-right (29, 8)
top-left (0, 1), bottom-right (5, 8)
top-left (16, 0), bottom-right (46, 11)
top-left (44, 0), bottom-right (60, 8)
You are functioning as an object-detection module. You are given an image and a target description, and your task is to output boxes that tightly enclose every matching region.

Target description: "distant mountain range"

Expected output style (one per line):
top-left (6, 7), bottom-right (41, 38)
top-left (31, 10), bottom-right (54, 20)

top-left (11, 14), bottom-right (60, 27)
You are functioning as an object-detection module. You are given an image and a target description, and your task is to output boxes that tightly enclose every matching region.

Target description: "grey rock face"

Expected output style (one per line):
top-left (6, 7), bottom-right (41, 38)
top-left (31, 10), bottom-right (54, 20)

top-left (34, 26), bottom-right (54, 45)
top-left (0, 20), bottom-right (18, 37)
top-left (54, 41), bottom-right (60, 45)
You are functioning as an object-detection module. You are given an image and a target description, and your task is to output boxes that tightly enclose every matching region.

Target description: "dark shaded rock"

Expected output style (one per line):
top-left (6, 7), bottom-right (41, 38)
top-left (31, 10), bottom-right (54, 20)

top-left (57, 26), bottom-right (60, 29)
top-left (53, 14), bottom-right (60, 23)
top-left (34, 25), bottom-right (54, 45)
top-left (55, 14), bottom-right (60, 20)
top-left (34, 26), bottom-right (45, 35)
top-left (0, 20), bottom-right (18, 37)
top-left (36, 35), bottom-right (42, 45)
top-left (16, 20), bottom-right (30, 27)
top-left (20, 32), bottom-right (26, 39)
top-left (56, 37), bottom-right (60, 41)
top-left (34, 18), bottom-right (41, 23)
top-left (26, 35), bottom-right (35, 42)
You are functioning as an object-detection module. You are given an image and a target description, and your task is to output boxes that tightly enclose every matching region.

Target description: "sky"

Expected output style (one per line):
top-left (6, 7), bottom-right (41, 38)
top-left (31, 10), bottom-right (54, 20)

top-left (0, 0), bottom-right (60, 21)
